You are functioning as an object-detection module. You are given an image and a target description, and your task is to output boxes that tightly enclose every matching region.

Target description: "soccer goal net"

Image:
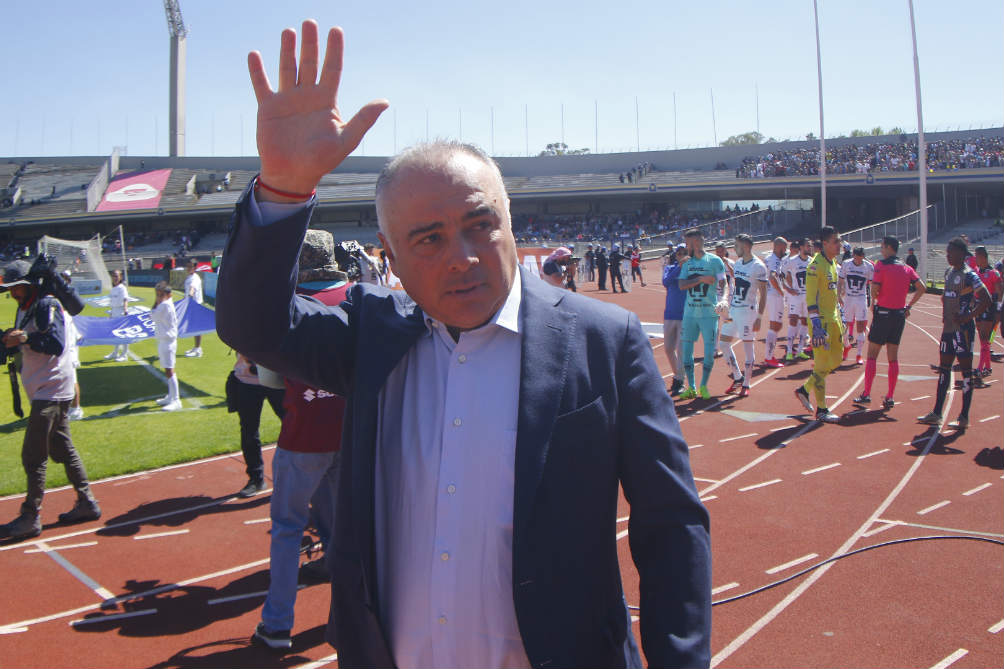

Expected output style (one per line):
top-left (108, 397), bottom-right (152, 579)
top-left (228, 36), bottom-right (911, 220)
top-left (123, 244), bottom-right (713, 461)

top-left (37, 233), bottom-right (114, 295)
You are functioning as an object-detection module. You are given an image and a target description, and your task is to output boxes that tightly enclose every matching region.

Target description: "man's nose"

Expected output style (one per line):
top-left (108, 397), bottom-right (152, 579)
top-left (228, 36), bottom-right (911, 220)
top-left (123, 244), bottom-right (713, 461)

top-left (444, 236), bottom-right (478, 273)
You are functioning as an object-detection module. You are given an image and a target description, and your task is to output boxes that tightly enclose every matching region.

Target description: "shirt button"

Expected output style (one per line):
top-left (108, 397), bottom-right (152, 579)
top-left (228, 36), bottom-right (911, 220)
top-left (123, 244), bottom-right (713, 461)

top-left (447, 484), bottom-right (457, 494)
top-left (441, 551), bottom-right (450, 561)
top-left (458, 354), bottom-right (467, 363)
top-left (453, 417), bottom-right (462, 427)
top-left (438, 616), bottom-right (447, 625)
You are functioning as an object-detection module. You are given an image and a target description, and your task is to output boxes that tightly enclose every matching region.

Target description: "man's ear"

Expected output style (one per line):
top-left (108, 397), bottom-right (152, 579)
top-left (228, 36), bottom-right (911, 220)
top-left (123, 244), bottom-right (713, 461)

top-left (377, 231), bottom-right (396, 268)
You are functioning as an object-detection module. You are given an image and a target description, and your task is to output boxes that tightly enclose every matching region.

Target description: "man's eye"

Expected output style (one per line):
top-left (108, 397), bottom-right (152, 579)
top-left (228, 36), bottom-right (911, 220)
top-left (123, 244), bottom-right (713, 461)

top-left (419, 234), bottom-right (440, 245)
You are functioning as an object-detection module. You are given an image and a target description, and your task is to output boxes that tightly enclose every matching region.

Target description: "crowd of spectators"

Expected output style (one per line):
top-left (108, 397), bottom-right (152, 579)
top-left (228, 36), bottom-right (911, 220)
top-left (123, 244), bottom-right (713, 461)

top-left (736, 135), bottom-right (1003, 179)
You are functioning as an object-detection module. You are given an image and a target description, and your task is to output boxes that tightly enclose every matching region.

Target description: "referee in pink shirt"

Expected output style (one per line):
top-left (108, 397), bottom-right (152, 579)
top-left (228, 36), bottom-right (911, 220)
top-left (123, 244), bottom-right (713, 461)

top-left (854, 236), bottom-right (926, 407)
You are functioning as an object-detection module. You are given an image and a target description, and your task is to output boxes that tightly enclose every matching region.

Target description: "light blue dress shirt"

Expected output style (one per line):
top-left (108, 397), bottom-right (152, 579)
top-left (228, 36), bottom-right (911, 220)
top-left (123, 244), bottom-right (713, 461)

top-left (253, 194), bottom-right (530, 668)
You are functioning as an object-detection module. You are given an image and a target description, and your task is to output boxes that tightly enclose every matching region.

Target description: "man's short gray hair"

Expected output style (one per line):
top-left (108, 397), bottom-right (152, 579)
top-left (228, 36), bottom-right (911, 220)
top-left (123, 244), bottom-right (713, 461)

top-left (375, 140), bottom-right (505, 203)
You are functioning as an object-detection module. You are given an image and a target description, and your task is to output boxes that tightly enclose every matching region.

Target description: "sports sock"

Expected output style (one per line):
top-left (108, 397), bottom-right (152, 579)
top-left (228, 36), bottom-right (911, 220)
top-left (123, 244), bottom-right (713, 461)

top-left (682, 341), bottom-right (695, 388)
top-left (168, 375), bottom-right (180, 402)
top-left (766, 330), bottom-right (777, 359)
top-left (863, 358), bottom-right (877, 396)
top-left (887, 361), bottom-right (899, 399)
top-left (811, 372), bottom-right (827, 408)
top-left (743, 341), bottom-right (755, 385)
top-left (701, 362), bottom-right (714, 388)
top-left (799, 324), bottom-right (809, 351)
top-left (856, 331), bottom-right (866, 353)
top-left (979, 341), bottom-right (991, 371)
top-left (787, 325), bottom-right (797, 354)
top-left (726, 346), bottom-right (741, 380)
top-left (932, 366), bottom-right (950, 415)
top-left (960, 369), bottom-right (974, 418)
top-left (845, 324), bottom-right (854, 346)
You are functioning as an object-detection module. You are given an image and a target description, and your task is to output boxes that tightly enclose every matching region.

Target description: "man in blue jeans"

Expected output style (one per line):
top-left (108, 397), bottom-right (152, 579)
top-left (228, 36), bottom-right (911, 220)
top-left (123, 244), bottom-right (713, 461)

top-left (662, 244), bottom-right (688, 396)
top-left (254, 230), bottom-right (350, 651)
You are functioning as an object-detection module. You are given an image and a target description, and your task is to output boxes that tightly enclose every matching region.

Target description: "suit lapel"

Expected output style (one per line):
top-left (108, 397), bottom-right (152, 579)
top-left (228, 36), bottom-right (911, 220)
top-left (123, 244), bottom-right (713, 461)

top-left (514, 267), bottom-right (575, 537)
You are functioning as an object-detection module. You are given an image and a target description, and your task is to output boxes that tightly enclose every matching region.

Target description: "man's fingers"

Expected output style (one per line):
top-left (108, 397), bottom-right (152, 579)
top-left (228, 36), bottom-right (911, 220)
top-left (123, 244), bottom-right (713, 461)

top-left (298, 19), bottom-right (320, 87)
top-left (318, 27), bottom-right (344, 100)
top-left (341, 99), bottom-right (390, 154)
top-left (278, 28), bottom-right (298, 92)
top-left (247, 52), bottom-right (273, 104)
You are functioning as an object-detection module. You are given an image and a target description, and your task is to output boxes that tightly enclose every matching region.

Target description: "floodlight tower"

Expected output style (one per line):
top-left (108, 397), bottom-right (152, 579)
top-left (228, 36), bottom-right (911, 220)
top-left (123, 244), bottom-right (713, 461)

top-left (165, 0), bottom-right (187, 157)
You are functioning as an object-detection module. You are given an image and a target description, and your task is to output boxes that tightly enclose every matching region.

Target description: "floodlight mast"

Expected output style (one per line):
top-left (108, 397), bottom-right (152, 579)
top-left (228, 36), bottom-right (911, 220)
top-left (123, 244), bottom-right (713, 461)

top-left (165, 0), bottom-right (187, 157)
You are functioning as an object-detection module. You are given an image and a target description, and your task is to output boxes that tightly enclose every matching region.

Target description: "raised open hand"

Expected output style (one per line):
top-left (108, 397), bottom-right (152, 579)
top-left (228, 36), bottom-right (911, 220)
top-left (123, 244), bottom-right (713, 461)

top-left (248, 20), bottom-right (388, 199)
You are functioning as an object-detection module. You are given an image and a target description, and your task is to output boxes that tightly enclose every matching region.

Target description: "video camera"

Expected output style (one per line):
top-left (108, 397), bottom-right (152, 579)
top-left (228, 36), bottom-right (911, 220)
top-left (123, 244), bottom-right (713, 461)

top-left (26, 254), bottom-right (86, 316)
top-left (333, 241), bottom-right (366, 282)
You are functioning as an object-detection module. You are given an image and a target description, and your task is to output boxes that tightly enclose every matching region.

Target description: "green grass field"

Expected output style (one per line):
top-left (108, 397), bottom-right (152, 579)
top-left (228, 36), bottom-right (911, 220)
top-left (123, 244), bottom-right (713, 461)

top-left (0, 286), bottom-right (280, 496)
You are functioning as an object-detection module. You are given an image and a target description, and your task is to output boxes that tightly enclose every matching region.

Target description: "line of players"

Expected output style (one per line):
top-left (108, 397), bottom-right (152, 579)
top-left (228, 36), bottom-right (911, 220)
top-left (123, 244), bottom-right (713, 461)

top-left (665, 230), bottom-right (1003, 416)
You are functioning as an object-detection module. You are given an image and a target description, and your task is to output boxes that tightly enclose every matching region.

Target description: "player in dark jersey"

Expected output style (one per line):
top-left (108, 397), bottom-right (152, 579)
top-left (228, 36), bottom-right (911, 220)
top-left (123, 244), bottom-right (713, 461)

top-left (973, 246), bottom-right (1002, 381)
top-left (918, 238), bottom-right (991, 429)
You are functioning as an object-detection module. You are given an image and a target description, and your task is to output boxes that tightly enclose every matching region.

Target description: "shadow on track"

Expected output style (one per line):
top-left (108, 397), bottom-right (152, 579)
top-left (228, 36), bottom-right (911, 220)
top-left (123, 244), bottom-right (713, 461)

top-left (904, 427), bottom-right (966, 456)
top-left (96, 494), bottom-right (270, 537)
top-left (974, 446), bottom-right (1004, 469)
top-left (143, 625), bottom-right (328, 669)
top-left (754, 417), bottom-right (818, 450)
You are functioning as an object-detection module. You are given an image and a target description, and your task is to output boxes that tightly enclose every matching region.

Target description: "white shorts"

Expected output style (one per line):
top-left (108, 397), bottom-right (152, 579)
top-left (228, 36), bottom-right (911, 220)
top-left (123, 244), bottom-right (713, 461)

top-left (788, 295), bottom-right (807, 319)
top-left (722, 308), bottom-right (759, 341)
top-left (158, 340), bottom-right (177, 370)
top-left (766, 292), bottom-right (786, 323)
top-left (843, 296), bottom-right (868, 323)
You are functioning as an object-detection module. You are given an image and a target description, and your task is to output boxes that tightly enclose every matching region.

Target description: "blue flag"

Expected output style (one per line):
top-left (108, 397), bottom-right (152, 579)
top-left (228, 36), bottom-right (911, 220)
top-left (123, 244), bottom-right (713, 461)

top-left (73, 297), bottom-right (216, 346)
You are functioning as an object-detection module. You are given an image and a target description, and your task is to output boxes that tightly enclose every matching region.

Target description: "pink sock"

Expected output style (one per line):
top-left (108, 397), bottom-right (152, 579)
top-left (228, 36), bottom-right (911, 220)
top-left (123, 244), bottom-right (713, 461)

top-left (887, 361), bottom-right (899, 399)
top-left (863, 358), bottom-right (877, 396)
top-left (980, 341), bottom-right (991, 370)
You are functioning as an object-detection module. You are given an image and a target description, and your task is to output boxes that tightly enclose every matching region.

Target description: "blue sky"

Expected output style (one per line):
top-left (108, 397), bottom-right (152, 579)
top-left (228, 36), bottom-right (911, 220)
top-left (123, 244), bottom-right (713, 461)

top-left (1, 0), bottom-right (1000, 158)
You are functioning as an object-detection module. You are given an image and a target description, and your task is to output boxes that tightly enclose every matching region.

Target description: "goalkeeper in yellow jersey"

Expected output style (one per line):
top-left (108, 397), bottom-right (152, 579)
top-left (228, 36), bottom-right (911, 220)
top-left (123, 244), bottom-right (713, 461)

top-left (794, 226), bottom-right (845, 423)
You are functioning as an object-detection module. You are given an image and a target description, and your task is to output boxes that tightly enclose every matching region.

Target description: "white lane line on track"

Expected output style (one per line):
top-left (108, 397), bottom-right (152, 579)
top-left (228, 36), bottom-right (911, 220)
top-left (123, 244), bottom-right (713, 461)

top-left (858, 448), bottom-right (890, 459)
top-left (616, 529), bottom-right (630, 541)
top-left (710, 373), bottom-right (954, 667)
top-left (0, 446), bottom-right (276, 502)
top-left (989, 619), bottom-right (1004, 634)
top-left (874, 518), bottom-right (1004, 539)
top-left (802, 463), bottom-right (841, 475)
top-left (70, 609), bottom-right (157, 626)
top-left (0, 556), bottom-right (272, 633)
top-left (711, 582), bottom-right (740, 595)
top-left (699, 495), bottom-right (718, 502)
top-left (930, 648), bottom-right (968, 669)
top-left (911, 395), bottom-right (931, 401)
top-left (962, 483), bottom-right (992, 496)
top-left (979, 414), bottom-right (1000, 422)
top-left (720, 433), bottom-right (758, 443)
top-left (133, 529), bottom-right (190, 541)
top-left (769, 424), bottom-right (798, 432)
top-left (616, 516), bottom-right (629, 523)
top-left (689, 443), bottom-right (704, 449)
top-left (861, 522), bottom-right (898, 538)
top-left (208, 585), bottom-right (305, 606)
top-left (294, 653), bottom-right (340, 669)
top-left (917, 501), bottom-right (951, 516)
top-left (693, 477), bottom-right (720, 484)
top-left (35, 541), bottom-right (116, 602)
top-left (24, 541), bottom-right (97, 554)
top-left (765, 553), bottom-right (818, 575)
top-left (243, 517), bottom-right (271, 525)
top-left (738, 479), bottom-right (782, 492)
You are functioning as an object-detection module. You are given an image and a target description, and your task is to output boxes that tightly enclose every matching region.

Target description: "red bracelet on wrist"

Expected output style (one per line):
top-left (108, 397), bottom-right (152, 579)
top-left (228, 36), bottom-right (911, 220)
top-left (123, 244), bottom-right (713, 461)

top-left (254, 174), bottom-right (316, 200)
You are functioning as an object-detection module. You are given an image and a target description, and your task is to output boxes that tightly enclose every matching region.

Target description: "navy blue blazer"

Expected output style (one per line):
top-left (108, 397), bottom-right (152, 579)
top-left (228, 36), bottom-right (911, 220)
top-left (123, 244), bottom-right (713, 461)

top-left (216, 190), bottom-right (711, 668)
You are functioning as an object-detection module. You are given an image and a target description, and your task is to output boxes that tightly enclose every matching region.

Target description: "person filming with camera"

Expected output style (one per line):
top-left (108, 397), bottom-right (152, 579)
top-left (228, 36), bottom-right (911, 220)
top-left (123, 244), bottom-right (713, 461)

top-left (0, 258), bottom-right (100, 542)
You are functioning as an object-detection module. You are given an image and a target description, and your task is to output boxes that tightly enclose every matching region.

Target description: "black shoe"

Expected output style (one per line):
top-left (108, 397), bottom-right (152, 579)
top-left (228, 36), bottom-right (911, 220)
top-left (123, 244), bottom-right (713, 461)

top-left (853, 393), bottom-right (870, 405)
top-left (0, 514), bottom-right (41, 541)
top-left (794, 386), bottom-right (813, 413)
top-left (252, 622), bottom-right (292, 650)
top-left (58, 500), bottom-right (101, 525)
top-left (882, 397), bottom-right (896, 410)
top-left (669, 378), bottom-right (684, 396)
top-left (815, 408), bottom-right (840, 424)
top-left (299, 557), bottom-right (331, 583)
top-left (238, 479), bottom-right (266, 498)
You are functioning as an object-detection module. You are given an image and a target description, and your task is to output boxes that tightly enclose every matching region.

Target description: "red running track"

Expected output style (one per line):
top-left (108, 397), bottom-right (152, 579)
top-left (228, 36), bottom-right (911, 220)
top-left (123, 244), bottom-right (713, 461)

top-left (0, 264), bottom-right (1001, 668)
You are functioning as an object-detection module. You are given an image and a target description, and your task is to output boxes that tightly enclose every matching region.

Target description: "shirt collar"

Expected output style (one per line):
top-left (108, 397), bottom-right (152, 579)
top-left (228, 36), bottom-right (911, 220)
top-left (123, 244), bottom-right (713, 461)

top-left (424, 266), bottom-right (522, 336)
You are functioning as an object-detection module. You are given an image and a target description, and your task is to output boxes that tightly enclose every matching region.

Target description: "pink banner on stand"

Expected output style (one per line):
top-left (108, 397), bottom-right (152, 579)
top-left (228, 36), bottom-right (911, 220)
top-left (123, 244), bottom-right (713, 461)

top-left (97, 169), bottom-right (172, 211)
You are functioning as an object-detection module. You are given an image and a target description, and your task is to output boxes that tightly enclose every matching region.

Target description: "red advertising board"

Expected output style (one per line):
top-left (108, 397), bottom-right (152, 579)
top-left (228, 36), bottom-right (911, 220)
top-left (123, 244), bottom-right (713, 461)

top-left (97, 169), bottom-right (172, 212)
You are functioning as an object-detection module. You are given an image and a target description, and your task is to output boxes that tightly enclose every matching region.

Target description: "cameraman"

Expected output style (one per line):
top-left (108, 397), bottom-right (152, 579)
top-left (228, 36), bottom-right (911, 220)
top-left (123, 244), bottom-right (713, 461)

top-left (541, 247), bottom-right (578, 292)
top-left (0, 260), bottom-right (100, 542)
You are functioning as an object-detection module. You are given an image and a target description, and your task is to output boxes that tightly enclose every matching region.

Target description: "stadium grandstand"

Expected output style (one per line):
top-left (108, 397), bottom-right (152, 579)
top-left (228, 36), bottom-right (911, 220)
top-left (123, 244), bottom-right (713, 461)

top-left (1, 127), bottom-right (1000, 282)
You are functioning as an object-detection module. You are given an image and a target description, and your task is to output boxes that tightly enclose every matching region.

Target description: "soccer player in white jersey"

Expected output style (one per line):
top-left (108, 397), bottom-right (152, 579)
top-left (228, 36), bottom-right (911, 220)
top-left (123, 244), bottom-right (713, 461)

top-left (720, 234), bottom-right (768, 396)
top-left (713, 242), bottom-right (735, 358)
top-left (838, 247), bottom-right (873, 365)
top-left (762, 237), bottom-right (789, 367)
top-left (104, 270), bottom-right (130, 362)
top-left (184, 259), bottom-right (204, 358)
top-left (783, 239), bottom-right (811, 361)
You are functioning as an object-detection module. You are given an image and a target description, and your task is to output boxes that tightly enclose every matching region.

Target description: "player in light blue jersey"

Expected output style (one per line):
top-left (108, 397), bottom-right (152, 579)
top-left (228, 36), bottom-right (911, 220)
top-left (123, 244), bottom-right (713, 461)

top-left (678, 228), bottom-right (730, 400)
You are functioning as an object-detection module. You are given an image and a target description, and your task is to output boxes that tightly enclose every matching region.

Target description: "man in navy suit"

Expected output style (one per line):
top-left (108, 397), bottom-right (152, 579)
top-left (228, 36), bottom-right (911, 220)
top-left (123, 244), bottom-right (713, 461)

top-left (217, 20), bottom-right (710, 668)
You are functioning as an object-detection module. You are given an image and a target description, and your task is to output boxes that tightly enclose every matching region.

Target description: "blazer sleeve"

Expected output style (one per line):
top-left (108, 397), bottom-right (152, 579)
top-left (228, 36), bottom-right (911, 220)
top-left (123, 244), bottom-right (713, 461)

top-left (216, 186), bottom-right (358, 396)
top-left (616, 311), bottom-right (711, 668)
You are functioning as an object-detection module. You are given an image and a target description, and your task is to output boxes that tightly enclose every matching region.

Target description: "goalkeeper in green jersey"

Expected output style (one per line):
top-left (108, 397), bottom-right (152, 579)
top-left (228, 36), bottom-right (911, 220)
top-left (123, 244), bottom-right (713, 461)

top-left (794, 226), bottom-right (845, 423)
